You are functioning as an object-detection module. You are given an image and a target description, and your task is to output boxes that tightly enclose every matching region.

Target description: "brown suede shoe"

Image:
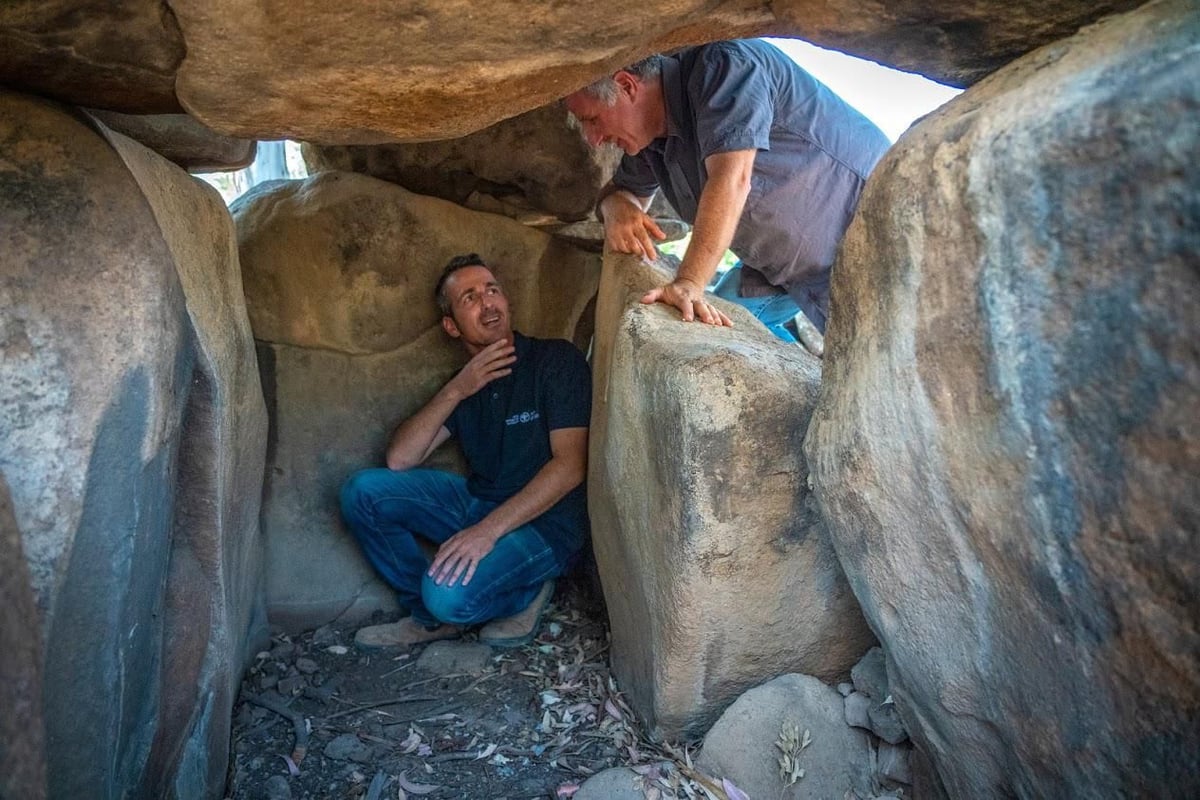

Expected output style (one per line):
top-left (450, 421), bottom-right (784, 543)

top-left (478, 580), bottom-right (555, 648)
top-left (354, 617), bottom-right (461, 651)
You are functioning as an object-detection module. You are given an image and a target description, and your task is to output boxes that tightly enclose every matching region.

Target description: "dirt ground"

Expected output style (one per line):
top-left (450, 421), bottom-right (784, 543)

top-left (224, 581), bottom-right (704, 800)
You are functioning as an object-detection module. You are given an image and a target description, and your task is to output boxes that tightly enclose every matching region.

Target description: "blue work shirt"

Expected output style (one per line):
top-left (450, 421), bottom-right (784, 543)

top-left (444, 332), bottom-right (591, 568)
top-left (613, 39), bottom-right (891, 297)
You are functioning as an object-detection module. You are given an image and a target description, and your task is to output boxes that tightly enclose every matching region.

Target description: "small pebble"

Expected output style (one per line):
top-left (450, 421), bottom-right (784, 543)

top-left (295, 657), bottom-right (319, 675)
top-left (837, 682), bottom-right (854, 697)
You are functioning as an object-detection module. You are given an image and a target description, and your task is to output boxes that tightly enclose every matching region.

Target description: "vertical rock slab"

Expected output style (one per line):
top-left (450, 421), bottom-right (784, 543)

top-left (233, 172), bottom-right (601, 631)
top-left (99, 119), bottom-right (269, 798)
top-left (589, 254), bottom-right (874, 740)
top-left (805, 1), bottom-right (1200, 797)
top-left (0, 90), bottom-right (266, 799)
top-left (0, 476), bottom-right (46, 800)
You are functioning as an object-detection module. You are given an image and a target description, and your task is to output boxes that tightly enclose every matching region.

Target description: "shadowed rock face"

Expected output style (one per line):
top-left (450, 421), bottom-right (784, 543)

top-left (87, 110), bottom-right (257, 172)
top-left (0, 90), bottom-right (267, 800)
top-left (1, 0), bottom-right (1144, 143)
top-left (806, 1), bottom-right (1200, 796)
top-left (588, 254), bottom-right (875, 739)
top-left (233, 172), bottom-right (601, 631)
top-left (303, 104), bottom-right (621, 222)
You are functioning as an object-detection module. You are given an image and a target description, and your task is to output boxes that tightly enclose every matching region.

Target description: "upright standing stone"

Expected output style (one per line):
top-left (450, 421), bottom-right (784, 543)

top-left (805, 1), bottom-right (1200, 796)
top-left (0, 90), bottom-right (267, 799)
top-left (589, 254), bottom-right (874, 739)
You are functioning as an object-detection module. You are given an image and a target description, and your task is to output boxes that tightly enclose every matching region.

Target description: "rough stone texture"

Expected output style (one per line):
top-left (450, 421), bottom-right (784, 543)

top-left (574, 767), bottom-right (645, 800)
top-left (303, 103), bottom-right (620, 221)
top-left (868, 700), bottom-right (908, 745)
top-left (697, 674), bottom-right (873, 800)
top-left (843, 692), bottom-right (871, 730)
top-left (877, 741), bottom-right (913, 786)
top-left (0, 477), bottom-right (46, 800)
top-left (589, 253), bottom-right (875, 739)
top-left (850, 646), bottom-right (888, 700)
top-left (233, 172), bottom-right (601, 631)
top-left (414, 641), bottom-right (494, 675)
top-left (805, 2), bottom-right (1200, 797)
top-left (1, 1), bottom-right (1142, 142)
top-left (87, 110), bottom-right (257, 172)
top-left (0, 0), bottom-right (184, 113)
top-left (0, 90), bottom-right (267, 799)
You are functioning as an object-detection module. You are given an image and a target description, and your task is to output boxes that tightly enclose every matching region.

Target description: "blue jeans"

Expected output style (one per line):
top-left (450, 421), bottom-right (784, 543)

top-left (713, 266), bottom-right (801, 343)
top-left (340, 468), bottom-right (559, 627)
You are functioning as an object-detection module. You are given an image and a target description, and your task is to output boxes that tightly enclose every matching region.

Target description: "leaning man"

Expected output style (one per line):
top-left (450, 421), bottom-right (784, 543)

top-left (340, 254), bottom-right (591, 649)
top-left (564, 39), bottom-right (890, 339)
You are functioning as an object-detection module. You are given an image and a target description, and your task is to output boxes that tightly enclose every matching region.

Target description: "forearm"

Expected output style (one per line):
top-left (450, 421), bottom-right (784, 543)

top-left (677, 150), bottom-right (754, 288)
top-left (473, 453), bottom-right (586, 542)
top-left (385, 383), bottom-right (461, 470)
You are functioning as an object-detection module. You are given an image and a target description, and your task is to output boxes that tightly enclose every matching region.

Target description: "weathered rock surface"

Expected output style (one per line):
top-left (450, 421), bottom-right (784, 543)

top-left (573, 766), bottom-right (645, 800)
top-left (2, 1), bottom-right (1143, 142)
top-left (0, 0), bottom-right (184, 113)
top-left (0, 477), bottom-right (46, 800)
top-left (697, 674), bottom-right (873, 800)
top-left (0, 90), bottom-right (267, 799)
top-left (87, 110), bottom-right (257, 172)
top-left (806, 1), bottom-right (1200, 797)
top-left (234, 172), bottom-right (601, 631)
top-left (589, 253), bottom-right (875, 739)
top-left (303, 103), bottom-right (620, 221)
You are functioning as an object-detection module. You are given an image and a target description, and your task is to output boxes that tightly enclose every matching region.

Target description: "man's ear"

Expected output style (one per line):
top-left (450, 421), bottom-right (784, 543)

top-left (442, 315), bottom-right (461, 339)
top-left (614, 70), bottom-right (639, 99)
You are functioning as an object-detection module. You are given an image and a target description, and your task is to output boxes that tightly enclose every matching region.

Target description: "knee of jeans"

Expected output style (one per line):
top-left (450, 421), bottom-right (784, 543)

top-left (339, 469), bottom-right (382, 530)
top-left (421, 577), bottom-right (487, 626)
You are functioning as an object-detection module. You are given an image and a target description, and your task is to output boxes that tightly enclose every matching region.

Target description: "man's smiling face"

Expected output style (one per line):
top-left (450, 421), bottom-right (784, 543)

top-left (442, 265), bottom-right (512, 353)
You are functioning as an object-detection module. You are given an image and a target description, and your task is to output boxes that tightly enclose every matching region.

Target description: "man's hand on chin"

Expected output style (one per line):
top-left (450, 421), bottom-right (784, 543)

top-left (428, 524), bottom-right (500, 587)
top-left (447, 339), bottom-right (516, 399)
top-left (640, 278), bottom-right (734, 328)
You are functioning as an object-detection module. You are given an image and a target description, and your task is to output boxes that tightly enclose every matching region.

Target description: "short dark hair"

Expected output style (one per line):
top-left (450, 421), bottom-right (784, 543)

top-left (435, 253), bottom-right (489, 316)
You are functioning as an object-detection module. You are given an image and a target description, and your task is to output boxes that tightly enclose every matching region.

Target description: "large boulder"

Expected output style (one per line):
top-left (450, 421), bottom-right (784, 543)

top-left (589, 253), bottom-right (874, 739)
top-left (805, 1), bottom-right (1200, 797)
top-left (697, 674), bottom-right (873, 799)
top-left (233, 172), bottom-right (601, 631)
top-left (0, 477), bottom-right (45, 800)
top-left (2, 1), bottom-right (1142, 142)
top-left (0, 90), bottom-right (267, 799)
top-left (303, 103), bottom-right (620, 222)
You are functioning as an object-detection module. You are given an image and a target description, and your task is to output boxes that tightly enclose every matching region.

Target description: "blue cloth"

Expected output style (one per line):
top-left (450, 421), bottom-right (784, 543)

top-left (713, 266), bottom-right (800, 342)
top-left (340, 468), bottom-right (558, 627)
top-left (443, 331), bottom-right (591, 568)
top-left (613, 39), bottom-right (890, 317)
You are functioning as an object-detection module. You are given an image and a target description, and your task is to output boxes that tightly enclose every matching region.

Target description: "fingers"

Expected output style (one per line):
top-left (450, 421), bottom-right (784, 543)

top-left (639, 287), bottom-right (663, 305)
top-left (646, 218), bottom-right (667, 242)
top-left (641, 284), bottom-right (734, 328)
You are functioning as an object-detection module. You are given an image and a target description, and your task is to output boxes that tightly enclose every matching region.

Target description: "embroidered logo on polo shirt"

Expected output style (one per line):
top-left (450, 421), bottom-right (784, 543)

top-left (505, 410), bottom-right (540, 426)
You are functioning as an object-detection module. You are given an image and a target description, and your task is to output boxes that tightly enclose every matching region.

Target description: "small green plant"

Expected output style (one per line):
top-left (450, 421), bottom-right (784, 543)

top-left (775, 721), bottom-right (812, 788)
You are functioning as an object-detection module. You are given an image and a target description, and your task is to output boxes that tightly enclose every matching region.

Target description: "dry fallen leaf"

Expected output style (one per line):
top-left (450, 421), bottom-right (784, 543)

top-left (722, 778), bottom-right (751, 800)
top-left (396, 771), bottom-right (440, 795)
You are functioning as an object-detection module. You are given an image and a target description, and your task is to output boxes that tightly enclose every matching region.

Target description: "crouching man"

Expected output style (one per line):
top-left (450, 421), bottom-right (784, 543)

top-left (340, 254), bottom-right (591, 649)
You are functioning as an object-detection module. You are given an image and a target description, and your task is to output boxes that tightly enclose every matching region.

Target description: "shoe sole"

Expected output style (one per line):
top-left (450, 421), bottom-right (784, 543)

top-left (479, 580), bottom-right (555, 648)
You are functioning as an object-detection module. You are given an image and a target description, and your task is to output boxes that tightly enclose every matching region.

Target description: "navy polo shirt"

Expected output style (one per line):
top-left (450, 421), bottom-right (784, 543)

top-left (444, 332), bottom-right (591, 568)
